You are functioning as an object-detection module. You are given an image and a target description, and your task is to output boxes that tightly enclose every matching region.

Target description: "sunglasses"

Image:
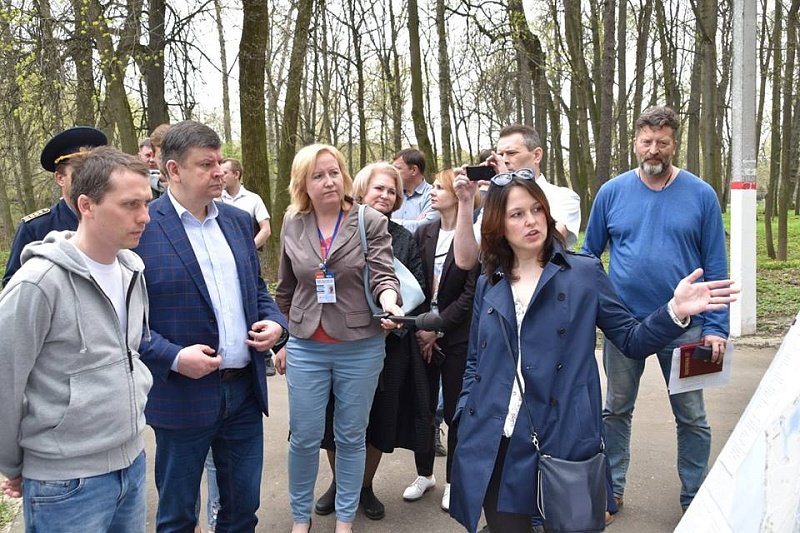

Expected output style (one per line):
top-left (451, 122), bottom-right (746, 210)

top-left (490, 168), bottom-right (535, 187)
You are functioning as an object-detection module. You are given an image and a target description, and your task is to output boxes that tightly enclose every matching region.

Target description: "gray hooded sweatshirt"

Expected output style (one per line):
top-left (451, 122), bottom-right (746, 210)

top-left (0, 230), bottom-right (152, 480)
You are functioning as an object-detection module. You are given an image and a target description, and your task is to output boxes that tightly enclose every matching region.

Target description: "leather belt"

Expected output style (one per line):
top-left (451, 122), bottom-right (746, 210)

top-left (219, 364), bottom-right (251, 383)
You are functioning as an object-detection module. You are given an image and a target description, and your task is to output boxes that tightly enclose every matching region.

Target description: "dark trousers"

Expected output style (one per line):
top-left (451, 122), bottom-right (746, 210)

top-left (414, 343), bottom-right (467, 482)
top-left (483, 437), bottom-right (534, 532)
top-left (153, 374), bottom-right (263, 533)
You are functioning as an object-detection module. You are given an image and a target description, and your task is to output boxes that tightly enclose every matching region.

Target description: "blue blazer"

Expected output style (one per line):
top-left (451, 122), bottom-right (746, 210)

top-left (449, 246), bottom-right (686, 532)
top-left (135, 195), bottom-right (287, 429)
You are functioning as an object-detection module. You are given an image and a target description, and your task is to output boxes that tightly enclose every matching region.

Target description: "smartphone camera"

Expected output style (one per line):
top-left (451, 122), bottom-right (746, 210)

top-left (465, 165), bottom-right (496, 182)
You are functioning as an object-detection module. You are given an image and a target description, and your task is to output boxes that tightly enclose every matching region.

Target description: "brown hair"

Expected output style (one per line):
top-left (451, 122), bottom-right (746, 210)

top-left (498, 124), bottom-right (542, 151)
top-left (70, 146), bottom-right (148, 220)
top-left (434, 169), bottom-right (481, 210)
top-left (222, 158), bottom-right (243, 177)
top-left (480, 179), bottom-right (564, 281)
top-left (634, 106), bottom-right (680, 138)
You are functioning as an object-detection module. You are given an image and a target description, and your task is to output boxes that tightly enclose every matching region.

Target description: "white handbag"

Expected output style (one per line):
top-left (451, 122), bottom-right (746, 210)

top-left (358, 204), bottom-right (426, 314)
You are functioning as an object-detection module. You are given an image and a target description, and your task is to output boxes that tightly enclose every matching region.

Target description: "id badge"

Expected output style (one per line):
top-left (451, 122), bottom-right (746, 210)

top-left (316, 271), bottom-right (337, 303)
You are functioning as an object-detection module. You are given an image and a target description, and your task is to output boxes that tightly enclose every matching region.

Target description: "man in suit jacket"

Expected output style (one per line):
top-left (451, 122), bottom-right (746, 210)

top-left (135, 121), bottom-right (288, 533)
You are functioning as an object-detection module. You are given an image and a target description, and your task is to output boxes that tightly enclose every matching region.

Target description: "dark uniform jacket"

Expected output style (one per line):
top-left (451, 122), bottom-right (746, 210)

top-left (3, 199), bottom-right (78, 287)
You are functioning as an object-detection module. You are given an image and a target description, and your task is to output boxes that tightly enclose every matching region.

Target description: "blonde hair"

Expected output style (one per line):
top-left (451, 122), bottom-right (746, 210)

top-left (434, 168), bottom-right (481, 210)
top-left (352, 162), bottom-right (404, 213)
top-left (287, 144), bottom-right (353, 216)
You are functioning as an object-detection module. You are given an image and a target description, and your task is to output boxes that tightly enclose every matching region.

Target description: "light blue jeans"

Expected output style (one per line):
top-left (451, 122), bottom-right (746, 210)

top-left (22, 451), bottom-right (146, 533)
top-left (286, 335), bottom-right (385, 523)
top-left (602, 325), bottom-right (710, 508)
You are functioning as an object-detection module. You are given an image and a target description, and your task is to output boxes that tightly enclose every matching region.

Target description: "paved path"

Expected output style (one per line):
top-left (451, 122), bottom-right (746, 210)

top-left (5, 343), bottom-right (778, 532)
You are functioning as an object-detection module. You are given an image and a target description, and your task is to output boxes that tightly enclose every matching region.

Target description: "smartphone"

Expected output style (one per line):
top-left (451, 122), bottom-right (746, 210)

top-left (465, 165), bottom-right (496, 181)
top-left (692, 345), bottom-right (713, 361)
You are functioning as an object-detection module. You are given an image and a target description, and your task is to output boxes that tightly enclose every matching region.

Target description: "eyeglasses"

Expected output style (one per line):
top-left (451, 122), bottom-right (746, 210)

top-left (490, 168), bottom-right (535, 187)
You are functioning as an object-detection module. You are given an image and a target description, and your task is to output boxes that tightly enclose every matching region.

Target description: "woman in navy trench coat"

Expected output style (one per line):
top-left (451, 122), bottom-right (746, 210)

top-left (448, 173), bottom-right (736, 533)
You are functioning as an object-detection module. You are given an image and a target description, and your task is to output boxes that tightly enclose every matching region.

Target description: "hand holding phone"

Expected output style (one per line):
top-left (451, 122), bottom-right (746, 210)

top-left (465, 165), bottom-right (496, 182)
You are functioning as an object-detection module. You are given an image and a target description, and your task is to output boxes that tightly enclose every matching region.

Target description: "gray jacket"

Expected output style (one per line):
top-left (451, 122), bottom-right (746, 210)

top-left (0, 231), bottom-right (152, 480)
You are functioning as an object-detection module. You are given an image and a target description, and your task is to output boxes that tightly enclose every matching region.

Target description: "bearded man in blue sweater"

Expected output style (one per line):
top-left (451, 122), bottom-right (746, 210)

top-left (582, 105), bottom-right (729, 513)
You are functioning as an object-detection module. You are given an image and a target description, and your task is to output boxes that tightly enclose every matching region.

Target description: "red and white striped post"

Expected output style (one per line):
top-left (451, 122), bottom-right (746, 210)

top-left (729, 0), bottom-right (757, 336)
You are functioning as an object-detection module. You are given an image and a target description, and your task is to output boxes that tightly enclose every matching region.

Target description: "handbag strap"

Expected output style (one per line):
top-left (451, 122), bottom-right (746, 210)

top-left (496, 305), bottom-right (605, 455)
top-left (497, 310), bottom-right (540, 451)
top-left (358, 204), bottom-right (382, 315)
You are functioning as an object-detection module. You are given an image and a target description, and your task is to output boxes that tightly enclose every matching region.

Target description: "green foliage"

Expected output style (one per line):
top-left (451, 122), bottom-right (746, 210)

top-left (736, 208), bottom-right (800, 336)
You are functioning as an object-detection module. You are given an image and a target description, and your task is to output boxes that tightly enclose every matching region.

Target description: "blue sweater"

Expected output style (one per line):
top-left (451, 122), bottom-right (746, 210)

top-left (582, 169), bottom-right (729, 338)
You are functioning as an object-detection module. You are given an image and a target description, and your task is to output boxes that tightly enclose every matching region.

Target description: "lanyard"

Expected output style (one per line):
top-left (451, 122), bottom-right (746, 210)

top-left (317, 208), bottom-right (344, 271)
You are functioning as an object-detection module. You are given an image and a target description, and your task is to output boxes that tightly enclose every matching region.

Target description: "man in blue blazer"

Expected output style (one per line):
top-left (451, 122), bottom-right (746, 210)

top-left (135, 121), bottom-right (287, 532)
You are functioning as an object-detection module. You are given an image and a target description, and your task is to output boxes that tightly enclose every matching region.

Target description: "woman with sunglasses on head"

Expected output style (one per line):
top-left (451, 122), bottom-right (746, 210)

top-left (403, 169), bottom-right (481, 512)
top-left (447, 171), bottom-right (737, 533)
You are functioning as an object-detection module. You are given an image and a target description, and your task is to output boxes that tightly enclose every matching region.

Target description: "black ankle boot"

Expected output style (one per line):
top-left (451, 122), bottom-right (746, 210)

top-left (359, 485), bottom-right (385, 520)
top-left (314, 481), bottom-right (336, 515)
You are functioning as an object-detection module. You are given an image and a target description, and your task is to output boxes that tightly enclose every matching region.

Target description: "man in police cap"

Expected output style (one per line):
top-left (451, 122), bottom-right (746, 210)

top-left (2, 126), bottom-right (107, 287)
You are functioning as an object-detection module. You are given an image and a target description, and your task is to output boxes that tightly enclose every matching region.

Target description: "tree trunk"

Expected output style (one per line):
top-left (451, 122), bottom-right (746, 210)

top-left (616, 0), bottom-right (628, 172)
top-left (685, 8), bottom-right (703, 176)
top-left (142, 0), bottom-right (168, 131)
top-left (698, 0), bottom-right (722, 201)
top-left (276, 0), bottom-right (315, 218)
top-left (87, 0), bottom-right (142, 152)
top-left (436, 0), bottom-right (453, 168)
top-left (69, 0), bottom-right (97, 126)
top-left (215, 0), bottom-right (232, 145)
top-left (594, 0), bottom-right (616, 195)
top-left (407, 0), bottom-right (436, 173)
top-left (631, 0), bottom-right (653, 167)
top-left (777, 0), bottom-right (800, 260)
top-left (765, 0), bottom-right (782, 259)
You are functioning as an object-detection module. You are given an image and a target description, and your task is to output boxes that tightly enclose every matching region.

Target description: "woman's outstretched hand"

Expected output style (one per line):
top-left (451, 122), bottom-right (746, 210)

top-left (671, 268), bottom-right (739, 319)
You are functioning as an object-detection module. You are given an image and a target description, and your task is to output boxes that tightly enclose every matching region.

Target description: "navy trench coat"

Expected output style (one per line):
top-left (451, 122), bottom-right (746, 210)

top-left (449, 246), bottom-right (687, 532)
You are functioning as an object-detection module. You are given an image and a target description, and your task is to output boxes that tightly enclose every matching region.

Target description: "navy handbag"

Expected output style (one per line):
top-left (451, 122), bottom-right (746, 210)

top-left (498, 313), bottom-right (606, 532)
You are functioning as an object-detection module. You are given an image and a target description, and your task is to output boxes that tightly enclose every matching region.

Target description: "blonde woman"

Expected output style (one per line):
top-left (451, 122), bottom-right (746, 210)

top-left (274, 145), bottom-right (401, 533)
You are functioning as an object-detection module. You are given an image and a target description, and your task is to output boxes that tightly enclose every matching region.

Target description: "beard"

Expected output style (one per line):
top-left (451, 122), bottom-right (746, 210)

top-left (638, 156), bottom-right (671, 178)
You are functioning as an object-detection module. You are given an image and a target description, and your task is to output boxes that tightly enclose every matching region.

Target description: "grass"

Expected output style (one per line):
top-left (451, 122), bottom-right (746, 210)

top-left (0, 494), bottom-right (16, 529)
top-left (746, 209), bottom-right (800, 337)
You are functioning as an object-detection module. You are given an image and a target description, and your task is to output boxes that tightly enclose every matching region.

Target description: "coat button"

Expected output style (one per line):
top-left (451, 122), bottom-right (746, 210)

top-left (557, 292), bottom-right (566, 301)
top-left (481, 340), bottom-right (487, 348)
top-left (475, 374), bottom-right (482, 382)
top-left (556, 363), bottom-right (563, 371)
top-left (550, 398), bottom-right (558, 406)
top-left (487, 307), bottom-right (494, 314)
top-left (558, 327), bottom-right (566, 336)
top-left (469, 407), bottom-right (475, 415)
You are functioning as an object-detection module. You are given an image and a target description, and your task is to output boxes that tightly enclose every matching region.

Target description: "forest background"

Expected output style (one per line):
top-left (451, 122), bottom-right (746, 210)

top-left (0, 0), bottom-right (798, 332)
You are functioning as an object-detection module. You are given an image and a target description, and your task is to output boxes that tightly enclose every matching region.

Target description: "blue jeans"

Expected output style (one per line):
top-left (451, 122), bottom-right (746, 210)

top-left (194, 451), bottom-right (220, 531)
top-left (602, 325), bottom-right (710, 508)
top-left (286, 335), bottom-right (384, 523)
top-left (22, 451), bottom-right (146, 533)
top-left (153, 373), bottom-right (263, 532)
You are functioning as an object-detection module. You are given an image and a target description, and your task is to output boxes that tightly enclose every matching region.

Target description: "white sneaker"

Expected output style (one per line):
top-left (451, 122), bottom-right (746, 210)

top-left (403, 475), bottom-right (436, 501)
top-left (441, 482), bottom-right (451, 511)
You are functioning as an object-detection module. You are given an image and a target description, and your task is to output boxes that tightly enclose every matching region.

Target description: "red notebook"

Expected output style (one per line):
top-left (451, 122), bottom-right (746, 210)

top-left (678, 342), bottom-right (723, 378)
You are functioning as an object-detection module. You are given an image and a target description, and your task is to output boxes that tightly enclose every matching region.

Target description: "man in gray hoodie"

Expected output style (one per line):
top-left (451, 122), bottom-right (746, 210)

top-left (0, 146), bottom-right (154, 533)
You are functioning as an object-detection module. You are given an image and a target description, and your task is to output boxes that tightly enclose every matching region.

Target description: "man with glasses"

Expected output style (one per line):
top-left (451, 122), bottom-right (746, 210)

top-left (452, 124), bottom-right (581, 270)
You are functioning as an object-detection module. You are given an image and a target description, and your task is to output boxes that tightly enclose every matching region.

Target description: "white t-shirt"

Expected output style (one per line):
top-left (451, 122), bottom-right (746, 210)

top-left (432, 228), bottom-right (455, 303)
top-left (75, 247), bottom-right (127, 330)
top-left (219, 184), bottom-right (270, 223)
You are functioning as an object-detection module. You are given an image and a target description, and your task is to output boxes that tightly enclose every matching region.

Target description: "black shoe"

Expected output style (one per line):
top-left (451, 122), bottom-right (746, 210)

top-left (359, 485), bottom-right (385, 520)
top-left (434, 427), bottom-right (447, 457)
top-left (266, 356), bottom-right (276, 377)
top-left (314, 481), bottom-right (336, 515)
